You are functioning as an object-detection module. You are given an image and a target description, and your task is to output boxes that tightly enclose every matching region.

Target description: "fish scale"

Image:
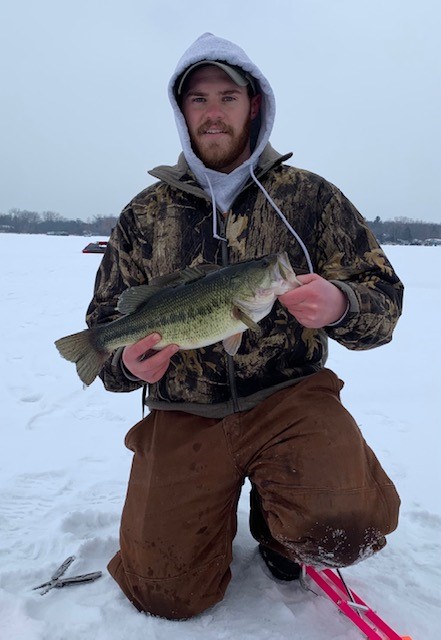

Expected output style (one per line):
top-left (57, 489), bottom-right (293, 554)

top-left (100, 277), bottom-right (244, 351)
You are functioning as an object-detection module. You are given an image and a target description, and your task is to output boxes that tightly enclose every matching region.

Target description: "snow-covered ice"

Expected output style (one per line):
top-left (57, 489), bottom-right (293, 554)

top-left (0, 234), bottom-right (440, 639)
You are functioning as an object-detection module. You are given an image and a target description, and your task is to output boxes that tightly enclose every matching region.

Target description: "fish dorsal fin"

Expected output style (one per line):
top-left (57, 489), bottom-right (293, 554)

top-left (223, 333), bottom-right (243, 356)
top-left (117, 284), bottom-right (162, 315)
top-left (232, 304), bottom-right (261, 333)
top-left (117, 264), bottom-right (223, 315)
top-left (150, 264), bottom-right (222, 288)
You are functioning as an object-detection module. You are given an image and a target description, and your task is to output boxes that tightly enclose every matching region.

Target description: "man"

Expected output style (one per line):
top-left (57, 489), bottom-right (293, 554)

top-left (86, 33), bottom-right (403, 619)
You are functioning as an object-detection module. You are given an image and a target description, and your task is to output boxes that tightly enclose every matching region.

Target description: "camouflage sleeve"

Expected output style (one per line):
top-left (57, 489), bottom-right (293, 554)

top-left (315, 187), bottom-right (404, 350)
top-left (85, 203), bottom-right (150, 392)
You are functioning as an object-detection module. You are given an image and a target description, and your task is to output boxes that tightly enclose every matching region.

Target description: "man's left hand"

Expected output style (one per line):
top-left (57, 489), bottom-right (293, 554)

top-left (278, 274), bottom-right (348, 328)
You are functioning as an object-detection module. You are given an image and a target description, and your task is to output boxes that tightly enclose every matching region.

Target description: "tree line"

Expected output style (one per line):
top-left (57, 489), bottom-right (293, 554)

top-left (368, 216), bottom-right (441, 245)
top-left (0, 209), bottom-right (440, 245)
top-left (0, 209), bottom-right (117, 236)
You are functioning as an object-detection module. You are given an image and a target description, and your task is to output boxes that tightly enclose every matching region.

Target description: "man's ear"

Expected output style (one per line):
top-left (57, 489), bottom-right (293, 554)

top-left (250, 94), bottom-right (262, 119)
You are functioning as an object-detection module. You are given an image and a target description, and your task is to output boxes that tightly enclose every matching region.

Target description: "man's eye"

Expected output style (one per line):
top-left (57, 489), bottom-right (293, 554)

top-left (192, 97), bottom-right (206, 103)
top-left (222, 96), bottom-right (235, 102)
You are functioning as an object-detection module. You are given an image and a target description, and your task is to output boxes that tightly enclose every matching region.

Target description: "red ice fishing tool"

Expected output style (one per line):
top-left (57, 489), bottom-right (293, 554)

top-left (32, 555), bottom-right (102, 595)
top-left (302, 565), bottom-right (413, 640)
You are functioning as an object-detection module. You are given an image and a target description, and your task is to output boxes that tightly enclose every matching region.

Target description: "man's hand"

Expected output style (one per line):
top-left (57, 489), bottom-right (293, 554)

top-left (278, 274), bottom-right (348, 328)
top-left (122, 333), bottom-right (179, 383)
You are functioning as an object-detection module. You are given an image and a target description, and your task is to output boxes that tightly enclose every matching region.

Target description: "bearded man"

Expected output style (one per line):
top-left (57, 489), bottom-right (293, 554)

top-left (86, 33), bottom-right (403, 620)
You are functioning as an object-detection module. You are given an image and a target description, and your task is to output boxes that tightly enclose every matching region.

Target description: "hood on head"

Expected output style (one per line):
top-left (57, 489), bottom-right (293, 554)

top-left (168, 32), bottom-right (276, 177)
top-left (164, 35), bottom-right (314, 273)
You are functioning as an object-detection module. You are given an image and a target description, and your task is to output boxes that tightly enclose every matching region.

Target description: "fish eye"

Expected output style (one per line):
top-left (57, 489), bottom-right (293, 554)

top-left (260, 258), bottom-right (270, 268)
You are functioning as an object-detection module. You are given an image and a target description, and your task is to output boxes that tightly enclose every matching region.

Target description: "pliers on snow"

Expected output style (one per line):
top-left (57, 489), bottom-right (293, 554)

top-left (32, 555), bottom-right (102, 595)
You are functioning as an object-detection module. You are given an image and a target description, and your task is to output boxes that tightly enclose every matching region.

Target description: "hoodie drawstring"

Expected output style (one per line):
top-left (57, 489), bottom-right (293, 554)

top-left (205, 173), bottom-right (227, 242)
top-left (205, 165), bottom-right (315, 274)
top-left (249, 166), bottom-right (314, 274)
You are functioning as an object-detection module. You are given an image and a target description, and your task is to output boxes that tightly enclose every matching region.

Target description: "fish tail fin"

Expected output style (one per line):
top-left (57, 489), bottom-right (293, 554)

top-left (55, 329), bottom-right (109, 386)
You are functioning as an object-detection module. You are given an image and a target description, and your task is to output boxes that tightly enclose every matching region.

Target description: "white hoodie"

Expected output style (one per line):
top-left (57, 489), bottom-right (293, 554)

top-left (168, 33), bottom-right (276, 214)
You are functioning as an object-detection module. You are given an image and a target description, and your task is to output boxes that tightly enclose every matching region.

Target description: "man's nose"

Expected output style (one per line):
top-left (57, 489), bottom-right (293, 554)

top-left (204, 100), bottom-right (225, 120)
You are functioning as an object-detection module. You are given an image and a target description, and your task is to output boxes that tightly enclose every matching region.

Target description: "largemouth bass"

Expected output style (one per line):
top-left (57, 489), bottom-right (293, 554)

top-left (55, 252), bottom-right (301, 386)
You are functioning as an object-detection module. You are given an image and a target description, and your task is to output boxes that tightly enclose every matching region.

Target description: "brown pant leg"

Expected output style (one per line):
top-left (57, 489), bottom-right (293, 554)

top-left (237, 369), bottom-right (400, 568)
top-left (108, 410), bottom-right (243, 619)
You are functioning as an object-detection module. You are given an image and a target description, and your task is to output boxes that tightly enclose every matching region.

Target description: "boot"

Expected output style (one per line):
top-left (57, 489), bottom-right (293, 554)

top-left (258, 544), bottom-right (302, 581)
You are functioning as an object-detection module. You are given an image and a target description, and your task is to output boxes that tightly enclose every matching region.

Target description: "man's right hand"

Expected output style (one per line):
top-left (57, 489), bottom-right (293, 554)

top-left (122, 333), bottom-right (179, 383)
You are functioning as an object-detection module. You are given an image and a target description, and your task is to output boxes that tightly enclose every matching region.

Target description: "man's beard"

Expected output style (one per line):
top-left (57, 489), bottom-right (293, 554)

top-left (190, 118), bottom-right (251, 171)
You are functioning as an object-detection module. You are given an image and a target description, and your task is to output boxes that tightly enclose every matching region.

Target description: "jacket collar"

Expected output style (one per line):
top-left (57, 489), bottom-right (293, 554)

top-left (148, 144), bottom-right (293, 201)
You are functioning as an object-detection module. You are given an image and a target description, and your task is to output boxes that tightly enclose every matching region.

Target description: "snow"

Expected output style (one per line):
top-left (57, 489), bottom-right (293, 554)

top-left (0, 234), bottom-right (440, 640)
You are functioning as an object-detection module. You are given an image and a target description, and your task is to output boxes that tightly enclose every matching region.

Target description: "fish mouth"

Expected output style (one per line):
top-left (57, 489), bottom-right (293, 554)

top-left (276, 252), bottom-right (298, 283)
top-left (267, 252), bottom-right (302, 294)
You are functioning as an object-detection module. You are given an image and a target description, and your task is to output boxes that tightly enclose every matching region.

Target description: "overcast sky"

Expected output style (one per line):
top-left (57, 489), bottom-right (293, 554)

top-left (1, 0), bottom-right (440, 223)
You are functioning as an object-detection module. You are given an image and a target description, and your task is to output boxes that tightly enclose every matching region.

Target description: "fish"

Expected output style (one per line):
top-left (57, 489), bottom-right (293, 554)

top-left (54, 251), bottom-right (301, 386)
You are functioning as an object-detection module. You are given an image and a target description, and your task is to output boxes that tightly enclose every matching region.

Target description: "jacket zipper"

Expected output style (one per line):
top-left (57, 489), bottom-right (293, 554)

top-left (218, 211), bottom-right (240, 413)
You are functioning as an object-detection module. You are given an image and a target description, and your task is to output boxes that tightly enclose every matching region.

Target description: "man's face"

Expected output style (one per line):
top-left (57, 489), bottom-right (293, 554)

top-left (180, 65), bottom-right (261, 173)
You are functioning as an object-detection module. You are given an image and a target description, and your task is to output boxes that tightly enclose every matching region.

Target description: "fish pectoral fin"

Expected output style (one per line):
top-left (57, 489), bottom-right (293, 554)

top-left (232, 305), bottom-right (261, 333)
top-left (117, 285), bottom-right (161, 315)
top-left (223, 333), bottom-right (243, 356)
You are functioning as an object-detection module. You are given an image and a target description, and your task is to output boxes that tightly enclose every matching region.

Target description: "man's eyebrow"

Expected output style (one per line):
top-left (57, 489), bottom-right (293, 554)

top-left (184, 88), bottom-right (242, 97)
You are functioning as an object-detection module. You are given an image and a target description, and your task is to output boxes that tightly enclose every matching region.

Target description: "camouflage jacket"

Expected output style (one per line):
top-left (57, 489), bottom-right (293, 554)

top-left (86, 145), bottom-right (404, 417)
